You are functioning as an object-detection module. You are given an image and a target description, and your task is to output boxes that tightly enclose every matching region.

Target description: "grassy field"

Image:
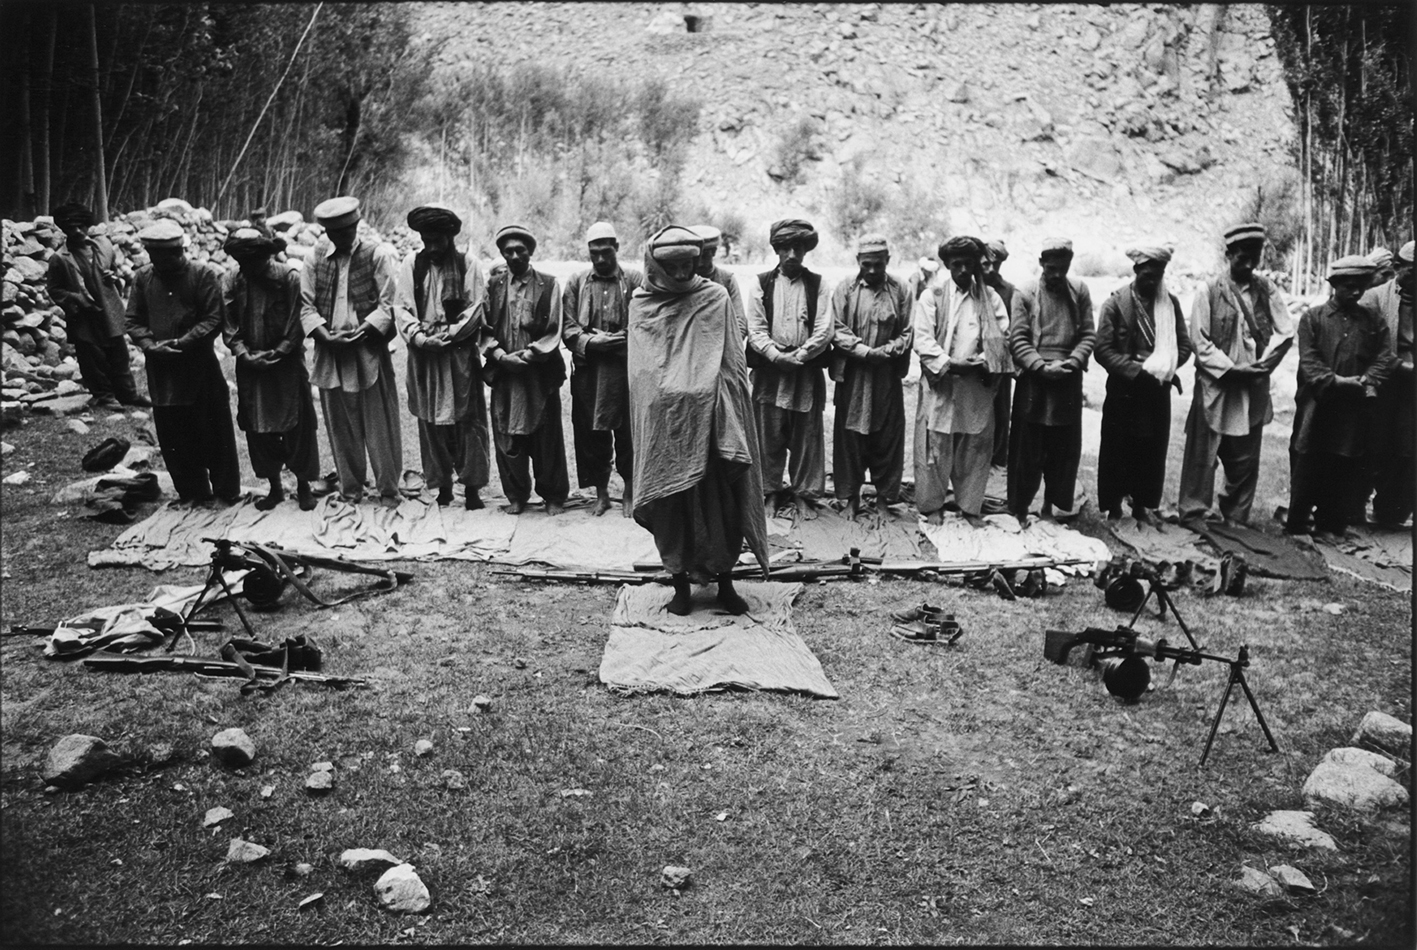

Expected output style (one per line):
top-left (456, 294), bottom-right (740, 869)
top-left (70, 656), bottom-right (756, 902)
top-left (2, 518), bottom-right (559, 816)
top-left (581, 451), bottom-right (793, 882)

top-left (0, 312), bottom-right (1411, 945)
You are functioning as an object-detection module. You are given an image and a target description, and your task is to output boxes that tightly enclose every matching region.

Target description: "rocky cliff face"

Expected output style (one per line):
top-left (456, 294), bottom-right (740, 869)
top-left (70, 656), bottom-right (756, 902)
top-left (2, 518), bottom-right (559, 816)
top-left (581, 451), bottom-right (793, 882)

top-left (415, 1), bottom-right (1295, 273)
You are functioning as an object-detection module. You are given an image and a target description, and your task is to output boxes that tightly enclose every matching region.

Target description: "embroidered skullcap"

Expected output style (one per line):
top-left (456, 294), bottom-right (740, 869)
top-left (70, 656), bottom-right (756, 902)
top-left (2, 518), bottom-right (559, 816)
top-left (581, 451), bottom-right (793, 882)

top-left (314, 196), bottom-right (361, 230)
top-left (223, 228), bottom-right (280, 258)
top-left (768, 218), bottom-right (819, 251)
top-left (1398, 241), bottom-right (1415, 264)
top-left (1326, 255), bottom-right (1376, 281)
top-left (983, 239), bottom-right (1009, 263)
top-left (494, 224), bottom-right (537, 254)
top-left (585, 221), bottom-right (618, 244)
top-left (1039, 237), bottom-right (1073, 256)
top-left (1366, 246), bottom-right (1393, 267)
top-left (690, 225), bottom-right (721, 248)
top-left (137, 219), bottom-right (186, 248)
top-left (1224, 222), bottom-right (1266, 247)
top-left (857, 233), bottom-right (889, 255)
top-left (648, 225), bottom-right (703, 261)
top-left (406, 203), bottom-right (462, 236)
top-left (938, 235), bottom-right (984, 263)
top-left (1125, 243), bottom-right (1173, 265)
top-left (52, 203), bottom-right (94, 229)
top-left (918, 256), bottom-right (939, 273)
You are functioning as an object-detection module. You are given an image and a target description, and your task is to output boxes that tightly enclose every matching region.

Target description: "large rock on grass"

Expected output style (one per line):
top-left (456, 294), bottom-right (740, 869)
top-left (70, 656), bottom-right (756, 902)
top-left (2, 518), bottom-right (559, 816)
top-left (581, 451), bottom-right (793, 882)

top-left (42, 734), bottom-right (121, 788)
top-left (1251, 810), bottom-right (1338, 851)
top-left (211, 728), bottom-right (257, 768)
top-left (375, 864), bottom-right (431, 912)
top-left (339, 848), bottom-right (403, 873)
top-left (1302, 747), bottom-right (1408, 812)
top-left (1350, 712), bottom-right (1411, 760)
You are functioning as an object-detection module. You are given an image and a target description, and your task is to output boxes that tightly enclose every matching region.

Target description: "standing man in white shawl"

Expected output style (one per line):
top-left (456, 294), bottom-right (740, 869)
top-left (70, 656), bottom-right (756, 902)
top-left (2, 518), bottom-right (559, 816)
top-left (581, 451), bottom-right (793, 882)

top-left (1177, 223), bottom-right (1293, 529)
top-left (912, 235), bottom-right (1012, 526)
top-left (628, 225), bottom-right (769, 616)
top-left (393, 203), bottom-right (490, 510)
top-left (1095, 243), bottom-right (1193, 524)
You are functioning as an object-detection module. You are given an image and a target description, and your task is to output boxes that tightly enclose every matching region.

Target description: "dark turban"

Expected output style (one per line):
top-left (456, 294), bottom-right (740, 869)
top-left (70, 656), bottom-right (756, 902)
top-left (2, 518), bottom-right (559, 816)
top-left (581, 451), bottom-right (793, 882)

top-left (407, 204), bottom-right (462, 236)
top-left (769, 218), bottom-right (819, 251)
top-left (224, 227), bottom-right (282, 258)
top-left (938, 235), bottom-right (984, 264)
top-left (53, 203), bottom-right (94, 229)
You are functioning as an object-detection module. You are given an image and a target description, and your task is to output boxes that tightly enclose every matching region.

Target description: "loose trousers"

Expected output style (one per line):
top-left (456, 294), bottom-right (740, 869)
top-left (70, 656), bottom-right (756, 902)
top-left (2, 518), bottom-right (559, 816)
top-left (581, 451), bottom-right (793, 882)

top-left (755, 402), bottom-right (825, 498)
top-left (832, 398), bottom-right (906, 504)
top-left (75, 336), bottom-right (139, 403)
top-left (246, 392), bottom-right (320, 482)
top-left (493, 393), bottom-right (570, 506)
top-left (418, 415), bottom-right (489, 492)
top-left (991, 376), bottom-right (1012, 469)
top-left (1097, 381), bottom-right (1172, 514)
top-left (1287, 450), bottom-right (1363, 535)
top-left (913, 402), bottom-right (994, 516)
top-left (1006, 416), bottom-right (1082, 517)
top-left (647, 454), bottom-right (746, 581)
top-left (152, 379), bottom-right (240, 502)
top-left (319, 378), bottom-right (403, 499)
top-left (571, 375), bottom-right (631, 489)
top-left (1176, 403), bottom-right (1264, 525)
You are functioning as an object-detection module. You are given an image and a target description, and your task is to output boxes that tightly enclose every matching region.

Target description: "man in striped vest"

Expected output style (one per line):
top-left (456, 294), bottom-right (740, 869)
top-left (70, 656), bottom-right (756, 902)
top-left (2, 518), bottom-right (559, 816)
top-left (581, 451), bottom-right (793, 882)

top-left (299, 196), bottom-right (403, 505)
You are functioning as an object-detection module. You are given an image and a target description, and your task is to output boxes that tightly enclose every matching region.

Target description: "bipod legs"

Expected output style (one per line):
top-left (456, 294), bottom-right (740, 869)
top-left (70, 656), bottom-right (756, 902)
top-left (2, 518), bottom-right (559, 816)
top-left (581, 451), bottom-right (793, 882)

top-left (168, 559), bottom-right (259, 652)
top-left (1199, 647), bottom-right (1279, 767)
top-left (1128, 578), bottom-right (1201, 651)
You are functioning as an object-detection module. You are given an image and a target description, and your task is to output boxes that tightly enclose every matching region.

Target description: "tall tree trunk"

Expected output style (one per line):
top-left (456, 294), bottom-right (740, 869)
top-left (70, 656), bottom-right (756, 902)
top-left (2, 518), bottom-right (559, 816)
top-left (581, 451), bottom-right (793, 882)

top-left (85, 4), bottom-right (109, 222)
top-left (16, 8), bottom-right (36, 218)
top-left (36, 5), bottom-right (55, 215)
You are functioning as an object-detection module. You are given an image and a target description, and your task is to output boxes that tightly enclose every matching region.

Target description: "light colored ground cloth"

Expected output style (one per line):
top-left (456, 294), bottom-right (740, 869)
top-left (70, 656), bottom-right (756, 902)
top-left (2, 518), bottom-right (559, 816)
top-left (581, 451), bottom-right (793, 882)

top-left (1315, 526), bottom-right (1413, 592)
top-left (1105, 516), bottom-right (1220, 573)
top-left (766, 507), bottom-right (932, 561)
top-left (599, 581), bottom-right (838, 699)
top-left (919, 513), bottom-right (1111, 574)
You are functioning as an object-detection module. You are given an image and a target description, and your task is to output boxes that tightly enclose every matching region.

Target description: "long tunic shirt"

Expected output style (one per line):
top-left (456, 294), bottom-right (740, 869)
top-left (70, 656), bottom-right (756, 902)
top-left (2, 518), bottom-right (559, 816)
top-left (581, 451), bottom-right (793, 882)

top-left (392, 250), bottom-right (485, 425)
top-left (298, 237), bottom-right (400, 393)
top-left (47, 235), bottom-right (128, 344)
top-left (125, 262), bottom-right (225, 407)
top-left (561, 265), bottom-right (644, 431)
top-left (1009, 277), bottom-right (1096, 426)
top-left (484, 266), bottom-right (563, 437)
top-left (1189, 272), bottom-right (1294, 436)
top-left (913, 277), bottom-right (1008, 434)
top-left (1291, 299), bottom-right (1395, 456)
top-left (746, 272), bottom-right (833, 413)
top-left (830, 274), bottom-right (914, 435)
top-left (223, 261), bottom-right (308, 433)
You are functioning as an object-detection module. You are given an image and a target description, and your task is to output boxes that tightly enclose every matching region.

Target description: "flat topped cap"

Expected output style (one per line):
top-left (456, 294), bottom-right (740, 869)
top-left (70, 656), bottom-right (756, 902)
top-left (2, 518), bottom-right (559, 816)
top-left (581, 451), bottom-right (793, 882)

top-left (857, 233), bottom-right (889, 255)
top-left (585, 221), bottom-right (618, 244)
top-left (314, 196), bottom-right (361, 229)
top-left (648, 225), bottom-right (703, 261)
top-left (1326, 255), bottom-right (1376, 280)
top-left (495, 224), bottom-right (537, 253)
top-left (690, 224), bottom-right (721, 247)
top-left (1224, 222), bottom-right (1267, 247)
top-left (1125, 243), bottom-right (1173, 265)
top-left (1040, 237), bottom-right (1074, 255)
top-left (1399, 241), bottom-right (1415, 264)
top-left (137, 219), bottom-right (186, 247)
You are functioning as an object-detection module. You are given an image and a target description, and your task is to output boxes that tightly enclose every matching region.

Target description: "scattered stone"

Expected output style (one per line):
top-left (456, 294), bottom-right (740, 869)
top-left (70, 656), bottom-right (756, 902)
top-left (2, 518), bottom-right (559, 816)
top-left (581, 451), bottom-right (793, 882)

top-left (225, 838), bottom-right (271, 863)
top-left (30, 394), bottom-right (92, 416)
top-left (310, 761), bottom-right (335, 773)
top-left (294, 862), bottom-right (315, 876)
top-left (260, 784), bottom-right (275, 799)
top-left (375, 864), bottom-right (431, 913)
top-left (339, 848), bottom-right (404, 873)
top-left (65, 419), bottom-right (90, 435)
top-left (1302, 747), bottom-right (1408, 812)
top-left (1269, 865), bottom-right (1315, 894)
top-left (3, 470), bottom-right (30, 485)
top-left (145, 742), bottom-right (174, 765)
top-left (442, 769), bottom-right (466, 790)
top-left (560, 788), bottom-right (593, 798)
top-left (1190, 801), bottom-right (1212, 818)
top-left (1251, 811), bottom-right (1338, 851)
top-left (0, 442), bottom-right (12, 456)
top-left (513, 657), bottom-right (527, 670)
top-left (298, 892), bottom-right (324, 911)
top-left (661, 865), bottom-right (692, 890)
top-left (414, 740), bottom-right (434, 758)
top-left (56, 380), bottom-right (82, 397)
top-left (1233, 865), bottom-right (1284, 898)
top-left (203, 806), bottom-right (235, 828)
top-left (128, 410), bottom-right (150, 421)
top-left (946, 82), bottom-right (970, 104)
top-left (210, 728), bottom-right (256, 768)
top-left (471, 694), bottom-right (493, 713)
top-left (306, 770), bottom-right (334, 794)
top-left (42, 734), bottom-right (121, 788)
top-left (1351, 711), bottom-right (1412, 760)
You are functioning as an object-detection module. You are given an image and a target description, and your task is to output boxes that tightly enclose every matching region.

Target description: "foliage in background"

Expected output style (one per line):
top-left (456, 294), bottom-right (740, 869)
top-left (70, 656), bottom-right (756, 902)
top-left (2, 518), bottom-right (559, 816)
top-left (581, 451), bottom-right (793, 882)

top-left (1236, 172), bottom-right (1304, 272)
top-left (768, 115), bottom-right (823, 188)
top-left (0, 2), bottom-right (432, 223)
top-left (1265, 3), bottom-right (1413, 291)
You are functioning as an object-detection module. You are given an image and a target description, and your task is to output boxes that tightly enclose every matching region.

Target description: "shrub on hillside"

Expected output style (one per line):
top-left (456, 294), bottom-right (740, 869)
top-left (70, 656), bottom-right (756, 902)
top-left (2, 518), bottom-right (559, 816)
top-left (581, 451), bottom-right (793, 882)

top-left (769, 116), bottom-right (823, 187)
top-left (831, 156), bottom-right (889, 243)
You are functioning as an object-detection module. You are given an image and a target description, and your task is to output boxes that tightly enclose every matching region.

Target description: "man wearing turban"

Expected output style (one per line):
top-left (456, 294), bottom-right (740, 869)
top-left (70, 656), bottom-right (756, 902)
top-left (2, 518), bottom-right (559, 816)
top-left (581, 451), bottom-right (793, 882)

top-left (1285, 256), bottom-right (1396, 539)
top-left (1176, 223), bottom-right (1294, 530)
top-left (828, 233), bottom-right (914, 516)
top-left (1358, 241), bottom-right (1414, 527)
top-left (483, 224), bottom-right (569, 515)
top-left (222, 228), bottom-right (320, 511)
top-left (392, 204), bottom-right (491, 510)
top-left (981, 239), bottom-right (1018, 477)
top-left (299, 195), bottom-right (404, 505)
top-left (912, 235), bottom-right (1012, 525)
top-left (690, 224), bottom-right (748, 338)
top-left (746, 218), bottom-right (833, 516)
top-left (126, 219), bottom-right (241, 506)
top-left (46, 203), bottom-right (146, 409)
top-left (628, 225), bottom-right (769, 616)
top-left (1006, 238), bottom-right (1096, 524)
top-left (1094, 243), bottom-right (1193, 524)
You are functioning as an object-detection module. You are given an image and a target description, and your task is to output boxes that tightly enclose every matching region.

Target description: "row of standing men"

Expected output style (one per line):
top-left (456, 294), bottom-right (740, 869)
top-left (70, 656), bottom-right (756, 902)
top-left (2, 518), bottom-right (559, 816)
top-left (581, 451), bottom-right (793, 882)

top-left (44, 198), bottom-right (1413, 543)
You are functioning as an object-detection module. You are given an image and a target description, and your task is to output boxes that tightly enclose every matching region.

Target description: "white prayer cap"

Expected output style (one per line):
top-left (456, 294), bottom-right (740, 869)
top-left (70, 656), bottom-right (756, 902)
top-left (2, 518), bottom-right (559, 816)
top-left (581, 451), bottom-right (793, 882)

top-left (585, 221), bottom-right (618, 244)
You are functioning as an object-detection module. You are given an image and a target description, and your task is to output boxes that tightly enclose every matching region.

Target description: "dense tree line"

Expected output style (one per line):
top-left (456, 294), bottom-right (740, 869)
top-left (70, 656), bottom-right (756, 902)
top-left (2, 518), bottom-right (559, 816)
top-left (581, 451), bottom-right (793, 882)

top-left (0, 2), bottom-right (432, 224)
top-left (1266, 3), bottom-right (1413, 291)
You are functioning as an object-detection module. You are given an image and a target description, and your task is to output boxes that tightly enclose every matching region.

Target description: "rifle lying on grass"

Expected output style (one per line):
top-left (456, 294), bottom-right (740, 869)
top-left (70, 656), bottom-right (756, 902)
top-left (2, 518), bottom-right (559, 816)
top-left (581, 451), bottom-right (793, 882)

top-left (1043, 625), bottom-right (1278, 766)
top-left (83, 648), bottom-right (368, 693)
